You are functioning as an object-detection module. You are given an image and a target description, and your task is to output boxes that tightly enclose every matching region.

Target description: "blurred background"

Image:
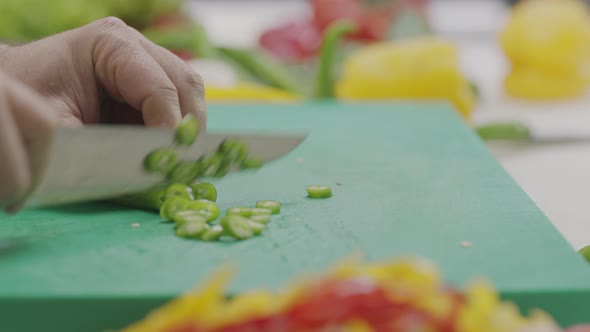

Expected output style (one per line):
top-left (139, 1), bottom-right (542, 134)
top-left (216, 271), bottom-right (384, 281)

top-left (2, 0), bottom-right (590, 248)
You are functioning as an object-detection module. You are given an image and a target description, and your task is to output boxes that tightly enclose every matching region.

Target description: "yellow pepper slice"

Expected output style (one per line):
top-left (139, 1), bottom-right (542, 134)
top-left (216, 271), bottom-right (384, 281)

top-left (334, 37), bottom-right (476, 119)
top-left (205, 82), bottom-right (301, 102)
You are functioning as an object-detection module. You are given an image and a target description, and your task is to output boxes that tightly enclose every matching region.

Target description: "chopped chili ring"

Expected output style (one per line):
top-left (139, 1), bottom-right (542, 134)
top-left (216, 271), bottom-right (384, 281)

top-left (256, 200), bottom-right (281, 214)
top-left (306, 185), bottom-right (332, 198)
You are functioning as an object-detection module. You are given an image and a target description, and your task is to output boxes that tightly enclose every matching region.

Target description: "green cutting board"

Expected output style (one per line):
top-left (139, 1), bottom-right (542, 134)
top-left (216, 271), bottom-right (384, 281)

top-left (1, 102), bottom-right (589, 332)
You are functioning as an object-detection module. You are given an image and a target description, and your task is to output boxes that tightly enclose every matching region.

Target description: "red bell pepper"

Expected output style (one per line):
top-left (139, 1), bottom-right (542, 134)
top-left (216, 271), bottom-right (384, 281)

top-left (258, 20), bottom-right (323, 63)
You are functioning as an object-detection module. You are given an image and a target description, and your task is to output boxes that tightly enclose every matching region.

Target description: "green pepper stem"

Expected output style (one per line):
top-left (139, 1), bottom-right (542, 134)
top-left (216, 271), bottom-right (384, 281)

top-left (313, 21), bottom-right (358, 99)
top-left (142, 23), bottom-right (218, 58)
top-left (474, 122), bottom-right (532, 141)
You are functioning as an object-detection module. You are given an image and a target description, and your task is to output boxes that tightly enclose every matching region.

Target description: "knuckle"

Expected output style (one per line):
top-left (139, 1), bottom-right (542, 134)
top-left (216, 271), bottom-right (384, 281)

top-left (97, 16), bottom-right (128, 33)
top-left (184, 69), bottom-right (205, 94)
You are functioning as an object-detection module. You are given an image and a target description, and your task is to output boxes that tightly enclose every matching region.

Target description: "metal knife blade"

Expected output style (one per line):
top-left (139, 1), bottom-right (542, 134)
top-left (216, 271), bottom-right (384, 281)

top-left (27, 126), bottom-right (306, 208)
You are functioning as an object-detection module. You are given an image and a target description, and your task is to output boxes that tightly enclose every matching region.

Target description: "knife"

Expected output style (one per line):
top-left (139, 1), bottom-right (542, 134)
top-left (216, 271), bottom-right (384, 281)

top-left (475, 121), bottom-right (590, 143)
top-left (27, 126), bottom-right (306, 208)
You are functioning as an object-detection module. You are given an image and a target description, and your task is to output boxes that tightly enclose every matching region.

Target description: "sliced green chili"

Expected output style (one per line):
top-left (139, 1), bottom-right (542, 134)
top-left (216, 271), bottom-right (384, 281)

top-left (200, 225), bottom-right (224, 241)
top-left (167, 161), bottom-right (200, 184)
top-left (227, 207), bottom-right (252, 217)
top-left (200, 153), bottom-right (224, 178)
top-left (256, 200), bottom-right (281, 214)
top-left (251, 208), bottom-right (272, 216)
top-left (173, 210), bottom-right (208, 227)
top-left (160, 196), bottom-right (191, 221)
top-left (175, 114), bottom-right (200, 146)
top-left (250, 214), bottom-right (271, 225)
top-left (220, 215), bottom-right (254, 240)
top-left (144, 148), bottom-right (178, 174)
top-left (306, 185), bottom-right (332, 198)
top-left (246, 219), bottom-right (265, 235)
top-left (218, 139), bottom-right (249, 165)
top-left (163, 183), bottom-right (194, 201)
top-left (185, 199), bottom-right (220, 223)
top-left (241, 158), bottom-right (264, 169)
top-left (175, 220), bottom-right (208, 239)
top-left (189, 182), bottom-right (217, 202)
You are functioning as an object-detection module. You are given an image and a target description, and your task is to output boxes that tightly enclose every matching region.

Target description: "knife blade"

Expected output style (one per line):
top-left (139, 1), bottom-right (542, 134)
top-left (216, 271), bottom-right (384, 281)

top-left (27, 126), bottom-right (306, 208)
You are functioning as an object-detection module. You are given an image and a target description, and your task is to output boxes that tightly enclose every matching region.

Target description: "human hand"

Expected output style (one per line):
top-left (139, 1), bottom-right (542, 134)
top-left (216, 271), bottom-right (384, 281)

top-left (0, 16), bottom-right (206, 129)
top-left (0, 70), bottom-right (56, 213)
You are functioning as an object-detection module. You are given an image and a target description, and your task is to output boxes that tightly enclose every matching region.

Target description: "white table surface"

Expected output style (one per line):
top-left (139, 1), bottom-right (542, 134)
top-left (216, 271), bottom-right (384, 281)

top-left (187, 0), bottom-right (590, 249)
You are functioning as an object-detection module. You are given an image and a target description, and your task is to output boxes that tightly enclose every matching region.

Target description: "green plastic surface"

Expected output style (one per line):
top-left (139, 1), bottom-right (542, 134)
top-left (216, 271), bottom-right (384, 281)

top-left (1, 102), bottom-right (590, 331)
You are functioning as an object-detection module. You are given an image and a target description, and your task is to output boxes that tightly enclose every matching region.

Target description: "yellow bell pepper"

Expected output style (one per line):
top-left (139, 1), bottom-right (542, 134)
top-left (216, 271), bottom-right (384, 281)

top-left (334, 37), bottom-right (476, 120)
top-left (500, 0), bottom-right (590, 99)
top-left (205, 82), bottom-right (301, 102)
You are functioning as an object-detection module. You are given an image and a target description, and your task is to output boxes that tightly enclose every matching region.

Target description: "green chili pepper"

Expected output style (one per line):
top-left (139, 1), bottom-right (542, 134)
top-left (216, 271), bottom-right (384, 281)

top-left (313, 21), bottom-right (358, 99)
top-left (250, 214), bottom-right (271, 225)
top-left (200, 225), bottom-right (224, 241)
top-left (241, 158), bottom-right (264, 169)
top-left (306, 185), bottom-right (333, 198)
top-left (167, 161), bottom-right (200, 184)
top-left (256, 200), bottom-right (281, 214)
top-left (185, 199), bottom-right (220, 223)
top-left (189, 182), bottom-right (217, 202)
top-left (217, 47), bottom-right (302, 94)
top-left (163, 183), bottom-right (194, 201)
top-left (220, 215), bottom-right (254, 240)
top-left (227, 207), bottom-right (252, 218)
top-left (160, 196), bottom-right (191, 221)
top-left (475, 122), bottom-right (532, 141)
top-left (175, 114), bottom-right (200, 146)
top-left (173, 210), bottom-right (208, 227)
top-left (144, 148), bottom-right (178, 174)
top-left (579, 245), bottom-right (590, 263)
top-left (175, 220), bottom-right (208, 239)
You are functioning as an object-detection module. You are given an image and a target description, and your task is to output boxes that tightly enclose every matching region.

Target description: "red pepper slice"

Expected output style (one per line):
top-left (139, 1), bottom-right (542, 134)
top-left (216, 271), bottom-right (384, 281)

top-left (311, 0), bottom-right (398, 42)
top-left (258, 20), bottom-right (323, 62)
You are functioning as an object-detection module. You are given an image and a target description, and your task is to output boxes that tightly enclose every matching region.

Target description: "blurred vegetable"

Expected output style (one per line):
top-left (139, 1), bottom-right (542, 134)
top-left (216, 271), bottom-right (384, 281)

top-left (311, 0), bottom-right (398, 42)
top-left (475, 122), bottom-right (531, 141)
top-left (142, 23), bottom-right (218, 59)
top-left (313, 22), bottom-right (358, 98)
top-left (0, 0), bottom-right (184, 42)
top-left (259, 20), bottom-right (323, 63)
top-left (122, 255), bottom-right (576, 332)
top-left (500, 0), bottom-right (590, 99)
top-left (334, 37), bottom-right (476, 119)
top-left (205, 83), bottom-right (300, 102)
top-left (217, 47), bottom-right (302, 94)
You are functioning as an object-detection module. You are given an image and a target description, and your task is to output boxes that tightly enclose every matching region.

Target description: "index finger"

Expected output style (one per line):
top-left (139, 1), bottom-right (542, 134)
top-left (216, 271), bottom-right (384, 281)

top-left (87, 17), bottom-right (182, 127)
